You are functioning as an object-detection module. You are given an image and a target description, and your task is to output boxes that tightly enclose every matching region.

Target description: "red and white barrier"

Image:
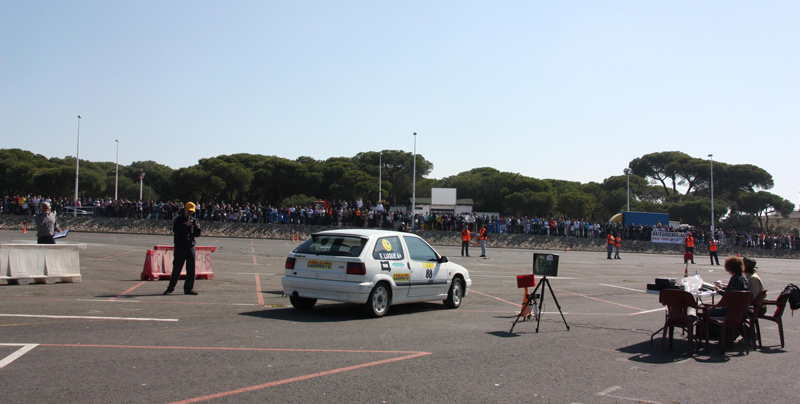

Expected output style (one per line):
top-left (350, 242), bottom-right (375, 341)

top-left (140, 245), bottom-right (216, 281)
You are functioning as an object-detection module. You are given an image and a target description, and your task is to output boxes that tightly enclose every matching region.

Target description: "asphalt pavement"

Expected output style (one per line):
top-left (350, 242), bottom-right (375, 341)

top-left (1, 229), bottom-right (798, 403)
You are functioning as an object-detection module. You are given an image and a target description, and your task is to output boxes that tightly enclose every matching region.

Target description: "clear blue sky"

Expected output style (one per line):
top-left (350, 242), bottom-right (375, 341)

top-left (2, 1), bottom-right (798, 207)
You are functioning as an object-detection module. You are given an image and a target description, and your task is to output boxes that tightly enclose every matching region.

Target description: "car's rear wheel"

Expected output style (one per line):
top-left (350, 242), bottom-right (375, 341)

top-left (365, 283), bottom-right (391, 317)
top-left (444, 277), bottom-right (463, 309)
top-left (289, 295), bottom-right (317, 310)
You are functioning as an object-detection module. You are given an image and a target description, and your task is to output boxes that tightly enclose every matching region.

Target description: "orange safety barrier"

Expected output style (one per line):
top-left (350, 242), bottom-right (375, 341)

top-left (141, 245), bottom-right (216, 281)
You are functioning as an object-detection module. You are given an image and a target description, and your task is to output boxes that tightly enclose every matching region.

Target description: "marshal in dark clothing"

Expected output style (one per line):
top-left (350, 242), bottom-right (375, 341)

top-left (164, 202), bottom-right (202, 295)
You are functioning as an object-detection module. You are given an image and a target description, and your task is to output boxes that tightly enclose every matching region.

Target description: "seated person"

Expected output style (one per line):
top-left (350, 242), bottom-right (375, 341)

top-left (743, 256), bottom-right (763, 297)
top-left (713, 256), bottom-right (749, 295)
top-left (708, 257), bottom-right (749, 318)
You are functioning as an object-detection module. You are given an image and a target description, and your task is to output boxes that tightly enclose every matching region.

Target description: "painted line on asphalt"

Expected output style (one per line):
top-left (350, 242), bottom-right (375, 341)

top-left (469, 289), bottom-right (519, 307)
top-left (553, 288), bottom-right (645, 311)
top-left (0, 314), bottom-right (177, 322)
top-left (101, 250), bottom-right (139, 259)
top-left (600, 283), bottom-right (648, 293)
top-left (77, 299), bottom-right (141, 303)
top-left (596, 386), bottom-right (662, 404)
top-left (254, 274), bottom-right (265, 306)
top-left (108, 281), bottom-right (148, 301)
top-left (629, 308), bottom-right (665, 316)
top-left (0, 344), bottom-right (39, 370)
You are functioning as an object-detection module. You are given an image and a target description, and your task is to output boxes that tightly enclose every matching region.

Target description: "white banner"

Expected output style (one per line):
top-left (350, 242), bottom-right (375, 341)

top-left (651, 230), bottom-right (686, 244)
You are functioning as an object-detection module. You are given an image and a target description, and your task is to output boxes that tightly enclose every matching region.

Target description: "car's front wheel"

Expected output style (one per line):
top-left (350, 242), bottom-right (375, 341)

top-left (365, 283), bottom-right (391, 318)
top-left (444, 277), bottom-right (463, 309)
top-left (289, 295), bottom-right (317, 310)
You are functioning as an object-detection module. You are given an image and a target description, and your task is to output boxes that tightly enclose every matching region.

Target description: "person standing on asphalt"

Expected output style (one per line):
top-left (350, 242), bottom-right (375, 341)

top-left (685, 231), bottom-right (696, 264)
top-left (34, 201), bottom-right (60, 244)
top-left (478, 224), bottom-right (488, 257)
top-left (461, 223), bottom-right (471, 257)
top-left (614, 233), bottom-right (622, 259)
top-left (708, 237), bottom-right (720, 265)
top-left (164, 202), bottom-right (201, 295)
top-left (606, 232), bottom-right (615, 259)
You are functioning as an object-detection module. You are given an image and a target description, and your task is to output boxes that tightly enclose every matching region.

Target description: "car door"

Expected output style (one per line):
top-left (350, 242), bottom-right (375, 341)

top-left (403, 235), bottom-right (448, 298)
top-left (371, 235), bottom-right (410, 295)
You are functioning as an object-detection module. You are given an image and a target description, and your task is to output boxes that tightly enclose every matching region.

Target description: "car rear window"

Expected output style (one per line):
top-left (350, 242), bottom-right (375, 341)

top-left (294, 235), bottom-right (367, 257)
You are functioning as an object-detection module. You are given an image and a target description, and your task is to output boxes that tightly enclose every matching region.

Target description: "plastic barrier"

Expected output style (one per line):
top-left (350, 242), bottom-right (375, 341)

top-left (141, 245), bottom-right (216, 281)
top-left (0, 244), bottom-right (86, 284)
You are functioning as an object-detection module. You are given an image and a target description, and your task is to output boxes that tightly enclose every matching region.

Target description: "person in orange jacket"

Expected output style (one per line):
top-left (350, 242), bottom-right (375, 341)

top-left (461, 223), bottom-right (471, 257)
top-left (606, 232), bottom-right (615, 259)
top-left (685, 232), bottom-right (696, 264)
top-left (478, 224), bottom-right (488, 257)
top-left (614, 233), bottom-right (622, 259)
top-left (708, 237), bottom-right (720, 265)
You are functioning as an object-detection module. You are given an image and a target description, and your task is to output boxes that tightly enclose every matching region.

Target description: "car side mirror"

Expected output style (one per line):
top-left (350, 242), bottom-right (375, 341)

top-left (438, 256), bottom-right (449, 263)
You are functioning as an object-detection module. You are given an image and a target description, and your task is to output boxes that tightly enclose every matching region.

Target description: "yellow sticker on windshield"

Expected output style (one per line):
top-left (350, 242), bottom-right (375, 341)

top-left (381, 239), bottom-right (393, 251)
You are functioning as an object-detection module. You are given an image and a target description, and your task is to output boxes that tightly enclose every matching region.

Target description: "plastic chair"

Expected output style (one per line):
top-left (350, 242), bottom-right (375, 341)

top-left (702, 291), bottom-right (753, 355)
top-left (758, 294), bottom-right (789, 348)
top-left (747, 290), bottom-right (767, 350)
top-left (659, 289), bottom-right (706, 355)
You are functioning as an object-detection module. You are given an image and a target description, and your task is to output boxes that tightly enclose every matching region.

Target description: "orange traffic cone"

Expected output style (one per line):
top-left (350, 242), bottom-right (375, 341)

top-left (564, 246), bottom-right (568, 252)
top-left (518, 287), bottom-right (532, 318)
top-left (22, 221), bottom-right (27, 234)
top-left (736, 252), bottom-right (740, 257)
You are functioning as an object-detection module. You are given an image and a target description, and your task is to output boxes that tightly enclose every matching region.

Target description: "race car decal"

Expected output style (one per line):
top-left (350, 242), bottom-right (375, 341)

top-left (381, 239), bottom-right (393, 251)
top-left (378, 252), bottom-right (402, 260)
top-left (393, 273), bottom-right (410, 282)
top-left (306, 260), bottom-right (333, 270)
top-left (422, 263), bottom-right (435, 269)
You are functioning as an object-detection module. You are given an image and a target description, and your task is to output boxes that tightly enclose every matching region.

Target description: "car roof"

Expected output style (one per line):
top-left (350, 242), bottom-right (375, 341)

top-left (313, 229), bottom-right (418, 239)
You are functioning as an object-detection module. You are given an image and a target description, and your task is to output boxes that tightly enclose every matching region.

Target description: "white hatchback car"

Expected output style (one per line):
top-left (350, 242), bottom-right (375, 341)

top-left (282, 229), bottom-right (471, 317)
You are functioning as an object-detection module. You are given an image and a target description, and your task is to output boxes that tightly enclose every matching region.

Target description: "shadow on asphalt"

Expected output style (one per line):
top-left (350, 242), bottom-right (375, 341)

top-left (239, 301), bottom-right (450, 323)
top-left (616, 340), bottom-right (743, 364)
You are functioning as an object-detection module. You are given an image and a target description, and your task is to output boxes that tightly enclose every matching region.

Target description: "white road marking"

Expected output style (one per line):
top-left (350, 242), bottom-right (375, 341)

top-left (0, 344), bottom-right (39, 369)
top-left (76, 299), bottom-right (141, 303)
top-left (600, 284), bottom-right (647, 293)
top-left (0, 314), bottom-right (177, 322)
top-left (630, 308), bottom-right (665, 315)
top-left (596, 386), bottom-right (662, 403)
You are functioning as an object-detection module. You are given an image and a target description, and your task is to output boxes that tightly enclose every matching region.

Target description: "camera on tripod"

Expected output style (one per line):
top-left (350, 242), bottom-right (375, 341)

top-left (510, 253), bottom-right (569, 334)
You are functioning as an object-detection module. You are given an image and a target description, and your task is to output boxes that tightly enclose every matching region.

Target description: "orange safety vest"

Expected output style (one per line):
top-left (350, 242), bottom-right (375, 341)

top-left (607, 234), bottom-right (615, 245)
top-left (462, 229), bottom-right (471, 242)
top-left (614, 236), bottom-right (621, 247)
top-left (686, 236), bottom-right (695, 248)
top-left (478, 228), bottom-right (487, 240)
top-left (709, 240), bottom-right (717, 252)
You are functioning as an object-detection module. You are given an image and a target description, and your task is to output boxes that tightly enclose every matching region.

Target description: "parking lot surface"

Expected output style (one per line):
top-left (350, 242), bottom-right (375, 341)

top-left (1, 230), bottom-right (798, 403)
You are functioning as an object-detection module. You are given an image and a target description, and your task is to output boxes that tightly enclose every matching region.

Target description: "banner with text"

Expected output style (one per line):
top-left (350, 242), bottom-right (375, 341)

top-left (651, 230), bottom-right (687, 244)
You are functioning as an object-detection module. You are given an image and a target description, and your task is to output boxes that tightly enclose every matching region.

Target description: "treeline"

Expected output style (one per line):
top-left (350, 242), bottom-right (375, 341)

top-left (0, 148), bottom-right (795, 231)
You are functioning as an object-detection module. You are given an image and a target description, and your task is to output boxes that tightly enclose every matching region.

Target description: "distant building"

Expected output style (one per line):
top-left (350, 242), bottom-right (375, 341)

top-left (406, 188), bottom-right (474, 216)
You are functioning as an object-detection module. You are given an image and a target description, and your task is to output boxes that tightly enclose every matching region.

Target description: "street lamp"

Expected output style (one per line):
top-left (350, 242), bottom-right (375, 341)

top-left (709, 154), bottom-right (715, 235)
top-left (74, 115), bottom-right (82, 217)
top-left (115, 140), bottom-right (119, 201)
top-left (624, 168), bottom-right (632, 212)
top-left (378, 151), bottom-right (382, 204)
top-left (412, 133), bottom-right (417, 217)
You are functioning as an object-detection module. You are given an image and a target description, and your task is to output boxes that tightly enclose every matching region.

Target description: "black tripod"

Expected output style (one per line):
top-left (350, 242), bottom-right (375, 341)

top-left (510, 275), bottom-right (569, 333)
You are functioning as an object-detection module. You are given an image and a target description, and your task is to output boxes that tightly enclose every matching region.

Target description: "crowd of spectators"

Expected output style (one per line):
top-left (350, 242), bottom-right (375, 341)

top-left (3, 194), bottom-right (799, 251)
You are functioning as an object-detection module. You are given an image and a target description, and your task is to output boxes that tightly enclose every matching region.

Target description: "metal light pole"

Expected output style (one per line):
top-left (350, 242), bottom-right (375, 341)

top-left (74, 115), bottom-right (82, 217)
top-left (709, 154), bottom-right (715, 235)
top-left (378, 151), bottom-right (382, 203)
top-left (115, 140), bottom-right (119, 201)
top-left (624, 168), bottom-right (631, 212)
top-left (412, 133), bottom-right (417, 216)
